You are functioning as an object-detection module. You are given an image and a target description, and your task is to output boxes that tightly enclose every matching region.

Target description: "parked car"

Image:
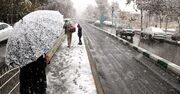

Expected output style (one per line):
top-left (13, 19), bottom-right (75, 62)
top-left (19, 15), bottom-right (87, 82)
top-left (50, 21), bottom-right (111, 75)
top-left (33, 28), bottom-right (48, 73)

top-left (116, 26), bottom-right (135, 37)
top-left (141, 27), bottom-right (166, 39)
top-left (103, 21), bottom-right (113, 27)
top-left (0, 22), bottom-right (13, 42)
top-left (171, 33), bottom-right (180, 41)
top-left (94, 20), bottom-right (100, 26)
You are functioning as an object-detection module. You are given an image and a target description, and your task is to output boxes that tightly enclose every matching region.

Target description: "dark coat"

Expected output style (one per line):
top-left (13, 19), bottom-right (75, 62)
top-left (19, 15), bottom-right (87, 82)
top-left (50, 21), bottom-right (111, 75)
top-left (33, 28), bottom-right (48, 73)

top-left (77, 24), bottom-right (82, 37)
top-left (20, 55), bottom-right (47, 94)
top-left (63, 22), bottom-right (69, 34)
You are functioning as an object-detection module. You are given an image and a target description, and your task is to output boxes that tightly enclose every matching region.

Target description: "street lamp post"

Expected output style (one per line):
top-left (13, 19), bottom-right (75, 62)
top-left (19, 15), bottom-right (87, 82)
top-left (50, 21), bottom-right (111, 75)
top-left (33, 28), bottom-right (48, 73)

top-left (112, 6), bottom-right (114, 26)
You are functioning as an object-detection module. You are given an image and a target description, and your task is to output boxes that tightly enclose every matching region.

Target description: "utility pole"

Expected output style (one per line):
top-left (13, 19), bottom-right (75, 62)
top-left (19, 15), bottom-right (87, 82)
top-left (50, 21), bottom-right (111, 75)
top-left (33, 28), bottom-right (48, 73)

top-left (112, 6), bottom-right (114, 26)
top-left (141, 8), bottom-right (143, 31)
top-left (140, 0), bottom-right (143, 31)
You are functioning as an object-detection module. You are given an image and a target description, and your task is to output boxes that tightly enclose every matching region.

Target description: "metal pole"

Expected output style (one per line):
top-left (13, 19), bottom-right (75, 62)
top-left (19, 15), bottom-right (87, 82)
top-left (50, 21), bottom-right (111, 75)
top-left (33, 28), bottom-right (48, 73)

top-left (140, 0), bottom-right (143, 31)
top-left (141, 8), bottom-right (143, 31)
top-left (112, 7), bottom-right (114, 26)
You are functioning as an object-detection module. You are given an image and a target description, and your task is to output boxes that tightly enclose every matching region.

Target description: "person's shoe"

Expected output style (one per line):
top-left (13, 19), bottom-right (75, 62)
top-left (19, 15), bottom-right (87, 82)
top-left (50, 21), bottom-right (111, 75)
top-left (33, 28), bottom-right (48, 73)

top-left (78, 42), bottom-right (82, 45)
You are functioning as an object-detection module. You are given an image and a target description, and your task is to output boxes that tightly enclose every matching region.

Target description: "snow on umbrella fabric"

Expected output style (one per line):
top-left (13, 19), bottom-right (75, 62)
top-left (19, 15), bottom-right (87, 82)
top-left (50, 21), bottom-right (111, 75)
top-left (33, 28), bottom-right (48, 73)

top-left (5, 10), bottom-right (64, 67)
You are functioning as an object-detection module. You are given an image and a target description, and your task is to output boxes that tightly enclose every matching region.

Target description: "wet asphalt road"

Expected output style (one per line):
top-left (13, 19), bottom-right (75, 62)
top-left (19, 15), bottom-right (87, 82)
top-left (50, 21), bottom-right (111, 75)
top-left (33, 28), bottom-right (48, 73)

top-left (102, 26), bottom-right (180, 66)
top-left (82, 22), bottom-right (180, 94)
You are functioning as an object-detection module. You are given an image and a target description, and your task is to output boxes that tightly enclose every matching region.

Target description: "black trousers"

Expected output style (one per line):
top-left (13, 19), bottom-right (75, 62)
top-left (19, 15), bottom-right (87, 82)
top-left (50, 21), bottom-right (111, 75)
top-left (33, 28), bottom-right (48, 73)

top-left (78, 35), bottom-right (82, 43)
top-left (20, 56), bottom-right (47, 94)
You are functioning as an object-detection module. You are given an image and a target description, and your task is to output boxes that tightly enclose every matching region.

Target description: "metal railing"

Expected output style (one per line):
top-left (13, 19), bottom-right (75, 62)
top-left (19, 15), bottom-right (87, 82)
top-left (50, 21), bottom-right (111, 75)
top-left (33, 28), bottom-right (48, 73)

top-left (0, 64), bottom-right (20, 94)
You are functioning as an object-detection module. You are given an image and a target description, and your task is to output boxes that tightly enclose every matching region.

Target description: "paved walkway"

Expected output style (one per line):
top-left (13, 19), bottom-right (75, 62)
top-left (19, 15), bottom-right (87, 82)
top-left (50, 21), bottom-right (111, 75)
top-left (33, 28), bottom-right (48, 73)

top-left (46, 33), bottom-right (97, 94)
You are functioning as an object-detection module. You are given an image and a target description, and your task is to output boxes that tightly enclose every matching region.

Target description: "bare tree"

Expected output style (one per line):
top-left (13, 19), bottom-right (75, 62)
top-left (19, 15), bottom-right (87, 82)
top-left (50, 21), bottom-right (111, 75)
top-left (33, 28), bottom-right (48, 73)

top-left (127, 0), bottom-right (180, 31)
top-left (44, 0), bottom-right (76, 18)
top-left (95, 0), bottom-right (110, 20)
top-left (83, 4), bottom-right (98, 20)
top-left (0, 0), bottom-right (41, 24)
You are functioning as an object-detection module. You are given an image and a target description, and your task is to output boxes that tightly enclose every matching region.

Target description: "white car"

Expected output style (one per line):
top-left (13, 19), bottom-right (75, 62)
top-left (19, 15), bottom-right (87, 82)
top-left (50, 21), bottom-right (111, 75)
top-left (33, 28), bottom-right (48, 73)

top-left (94, 20), bottom-right (100, 24)
top-left (141, 27), bottom-right (166, 39)
top-left (0, 22), bottom-right (13, 42)
top-left (103, 21), bottom-right (113, 27)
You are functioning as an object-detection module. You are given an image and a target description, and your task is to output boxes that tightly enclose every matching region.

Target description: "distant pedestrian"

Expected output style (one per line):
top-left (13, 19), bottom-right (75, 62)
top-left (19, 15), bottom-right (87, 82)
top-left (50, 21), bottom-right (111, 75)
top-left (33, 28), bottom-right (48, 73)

top-left (77, 24), bottom-right (82, 45)
top-left (63, 21), bottom-right (74, 48)
top-left (66, 23), bottom-right (76, 48)
top-left (67, 25), bottom-right (73, 48)
top-left (63, 20), bottom-right (69, 34)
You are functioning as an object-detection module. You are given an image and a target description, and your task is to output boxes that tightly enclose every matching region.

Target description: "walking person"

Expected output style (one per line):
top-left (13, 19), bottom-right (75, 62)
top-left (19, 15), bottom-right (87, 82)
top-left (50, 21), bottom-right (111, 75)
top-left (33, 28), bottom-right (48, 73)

top-left (63, 21), bottom-right (72, 48)
top-left (63, 20), bottom-right (69, 34)
top-left (64, 22), bottom-right (76, 48)
top-left (67, 25), bottom-right (73, 48)
top-left (77, 24), bottom-right (82, 45)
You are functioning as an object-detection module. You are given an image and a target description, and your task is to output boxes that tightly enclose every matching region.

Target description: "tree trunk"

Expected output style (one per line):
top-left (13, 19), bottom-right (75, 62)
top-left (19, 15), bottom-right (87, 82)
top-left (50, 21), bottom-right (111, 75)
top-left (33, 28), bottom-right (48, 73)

top-left (148, 12), bottom-right (151, 27)
top-left (141, 8), bottom-right (143, 31)
top-left (179, 23), bottom-right (180, 33)
top-left (160, 16), bottom-right (162, 28)
top-left (178, 20), bottom-right (180, 33)
top-left (159, 14), bottom-right (165, 28)
top-left (178, 18), bottom-right (180, 33)
top-left (165, 17), bottom-right (168, 32)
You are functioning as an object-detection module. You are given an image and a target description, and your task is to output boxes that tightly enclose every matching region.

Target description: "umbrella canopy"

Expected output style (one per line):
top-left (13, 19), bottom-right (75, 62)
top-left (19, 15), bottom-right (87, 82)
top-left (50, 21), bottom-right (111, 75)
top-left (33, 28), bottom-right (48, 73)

top-left (5, 10), bottom-right (64, 67)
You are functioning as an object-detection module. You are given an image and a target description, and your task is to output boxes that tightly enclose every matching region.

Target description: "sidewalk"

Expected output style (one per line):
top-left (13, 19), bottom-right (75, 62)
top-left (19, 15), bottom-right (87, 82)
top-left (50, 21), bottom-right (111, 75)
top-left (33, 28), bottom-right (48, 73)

top-left (46, 33), bottom-right (97, 94)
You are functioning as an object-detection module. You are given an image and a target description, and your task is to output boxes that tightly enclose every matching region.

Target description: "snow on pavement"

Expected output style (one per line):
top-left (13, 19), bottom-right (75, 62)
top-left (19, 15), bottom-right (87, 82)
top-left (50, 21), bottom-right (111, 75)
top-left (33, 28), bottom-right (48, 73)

top-left (46, 32), bottom-right (97, 94)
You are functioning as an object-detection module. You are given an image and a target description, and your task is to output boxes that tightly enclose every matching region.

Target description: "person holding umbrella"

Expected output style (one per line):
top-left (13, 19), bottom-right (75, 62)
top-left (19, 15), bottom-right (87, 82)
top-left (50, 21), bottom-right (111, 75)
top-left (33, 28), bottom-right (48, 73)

top-left (63, 20), bottom-right (73, 48)
top-left (66, 22), bottom-right (76, 48)
top-left (20, 54), bottom-right (49, 94)
top-left (5, 10), bottom-right (64, 94)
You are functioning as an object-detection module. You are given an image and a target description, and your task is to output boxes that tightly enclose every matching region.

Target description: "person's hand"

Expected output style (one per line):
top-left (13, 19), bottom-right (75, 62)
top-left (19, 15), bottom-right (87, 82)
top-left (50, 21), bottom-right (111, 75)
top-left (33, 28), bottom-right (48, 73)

top-left (44, 54), bottom-right (50, 64)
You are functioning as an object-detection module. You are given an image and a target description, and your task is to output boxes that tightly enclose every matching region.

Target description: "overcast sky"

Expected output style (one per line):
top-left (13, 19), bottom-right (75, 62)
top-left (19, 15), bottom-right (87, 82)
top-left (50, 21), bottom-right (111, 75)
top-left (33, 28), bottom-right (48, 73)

top-left (72, 0), bottom-right (138, 16)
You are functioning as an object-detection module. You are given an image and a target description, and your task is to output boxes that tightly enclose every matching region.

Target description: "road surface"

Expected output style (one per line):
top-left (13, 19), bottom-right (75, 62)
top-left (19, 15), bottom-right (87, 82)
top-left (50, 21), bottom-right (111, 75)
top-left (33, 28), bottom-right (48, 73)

top-left (82, 22), bottom-right (180, 94)
top-left (101, 26), bottom-right (180, 66)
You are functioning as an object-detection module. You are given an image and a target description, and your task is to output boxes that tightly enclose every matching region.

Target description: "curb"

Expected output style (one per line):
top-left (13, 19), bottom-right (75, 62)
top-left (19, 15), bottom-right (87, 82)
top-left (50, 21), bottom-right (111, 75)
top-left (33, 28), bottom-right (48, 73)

top-left (83, 36), bottom-right (105, 94)
top-left (90, 24), bottom-right (180, 76)
top-left (81, 36), bottom-right (97, 94)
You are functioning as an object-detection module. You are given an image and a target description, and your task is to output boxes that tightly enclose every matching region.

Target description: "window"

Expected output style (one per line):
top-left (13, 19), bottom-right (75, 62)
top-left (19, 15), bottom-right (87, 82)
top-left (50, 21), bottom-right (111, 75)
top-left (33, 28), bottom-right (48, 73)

top-left (0, 24), bottom-right (8, 30)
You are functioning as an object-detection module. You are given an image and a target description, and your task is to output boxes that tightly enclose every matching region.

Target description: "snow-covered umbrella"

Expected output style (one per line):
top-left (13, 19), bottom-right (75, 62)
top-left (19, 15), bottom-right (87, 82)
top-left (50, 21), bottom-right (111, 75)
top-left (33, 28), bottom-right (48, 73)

top-left (5, 10), bottom-right (64, 67)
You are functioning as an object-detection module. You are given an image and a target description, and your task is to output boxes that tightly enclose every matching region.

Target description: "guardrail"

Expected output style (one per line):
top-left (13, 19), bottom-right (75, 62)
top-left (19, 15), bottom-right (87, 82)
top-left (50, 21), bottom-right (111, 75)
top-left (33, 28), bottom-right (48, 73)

top-left (0, 66), bottom-right (20, 94)
top-left (0, 32), bottom-right (65, 94)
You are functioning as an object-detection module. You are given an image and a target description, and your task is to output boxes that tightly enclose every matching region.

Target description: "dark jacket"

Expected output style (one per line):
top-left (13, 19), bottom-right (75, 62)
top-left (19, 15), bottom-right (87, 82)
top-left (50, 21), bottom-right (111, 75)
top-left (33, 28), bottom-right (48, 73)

top-left (77, 24), bottom-right (82, 37)
top-left (20, 55), bottom-right (47, 94)
top-left (63, 23), bottom-right (68, 34)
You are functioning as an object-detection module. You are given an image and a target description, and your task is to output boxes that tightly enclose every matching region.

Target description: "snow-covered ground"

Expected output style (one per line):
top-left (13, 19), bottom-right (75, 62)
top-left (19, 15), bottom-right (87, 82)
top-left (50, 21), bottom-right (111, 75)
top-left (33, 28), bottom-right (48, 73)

top-left (46, 33), bottom-right (97, 94)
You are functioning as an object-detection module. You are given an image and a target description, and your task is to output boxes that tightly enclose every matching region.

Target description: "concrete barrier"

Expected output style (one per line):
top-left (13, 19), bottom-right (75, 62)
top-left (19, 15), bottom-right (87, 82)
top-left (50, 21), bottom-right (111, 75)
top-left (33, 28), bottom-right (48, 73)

top-left (90, 24), bottom-right (180, 76)
top-left (47, 32), bottom-right (66, 59)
